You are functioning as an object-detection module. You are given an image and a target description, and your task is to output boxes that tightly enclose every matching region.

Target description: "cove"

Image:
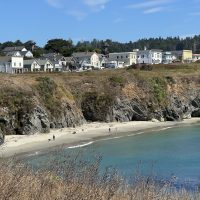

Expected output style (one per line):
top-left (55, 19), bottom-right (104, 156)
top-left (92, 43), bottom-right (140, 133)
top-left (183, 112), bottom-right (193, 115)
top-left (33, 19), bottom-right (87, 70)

top-left (26, 124), bottom-right (200, 188)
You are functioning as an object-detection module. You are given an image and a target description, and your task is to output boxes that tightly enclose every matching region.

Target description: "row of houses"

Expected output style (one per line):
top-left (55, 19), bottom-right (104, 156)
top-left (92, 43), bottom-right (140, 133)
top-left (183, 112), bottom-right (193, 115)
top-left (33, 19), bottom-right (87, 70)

top-left (72, 49), bottom-right (197, 70)
top-left (0, 45), bottom-right (199, 73)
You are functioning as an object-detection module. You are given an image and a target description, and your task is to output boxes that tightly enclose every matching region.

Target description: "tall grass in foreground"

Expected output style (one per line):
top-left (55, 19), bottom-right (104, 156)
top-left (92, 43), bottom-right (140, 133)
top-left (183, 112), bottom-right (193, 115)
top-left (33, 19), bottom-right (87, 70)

top-left (0, 151), bottom-right (199, 200)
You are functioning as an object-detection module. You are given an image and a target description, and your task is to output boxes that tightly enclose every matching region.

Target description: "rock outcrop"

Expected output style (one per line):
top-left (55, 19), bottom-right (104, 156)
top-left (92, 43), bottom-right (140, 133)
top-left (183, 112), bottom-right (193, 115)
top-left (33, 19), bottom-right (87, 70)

top-left (80, 80), bottom-right (200, 122)
top-left (0, 74), bottom-right (200, 143)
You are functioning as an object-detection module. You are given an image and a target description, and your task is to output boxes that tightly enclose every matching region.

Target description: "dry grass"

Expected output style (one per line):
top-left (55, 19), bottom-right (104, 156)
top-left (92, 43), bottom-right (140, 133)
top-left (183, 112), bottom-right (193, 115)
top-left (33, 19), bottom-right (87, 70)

top-left (0, 151), bottom-right (199, 200)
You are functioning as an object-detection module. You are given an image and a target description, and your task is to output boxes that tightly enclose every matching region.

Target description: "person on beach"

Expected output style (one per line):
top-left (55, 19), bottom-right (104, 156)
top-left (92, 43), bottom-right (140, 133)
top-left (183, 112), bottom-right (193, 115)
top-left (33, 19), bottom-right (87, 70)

top-left (53, 135), bottom-right (55, 141)
top-left (109, 128), bottom-right (111, 133)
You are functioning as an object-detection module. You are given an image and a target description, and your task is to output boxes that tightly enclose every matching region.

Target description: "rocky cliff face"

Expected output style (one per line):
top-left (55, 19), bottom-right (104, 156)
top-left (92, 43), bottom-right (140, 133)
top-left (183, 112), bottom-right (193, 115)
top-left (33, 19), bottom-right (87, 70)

top-left (0, 102), bottom-right (85, 136)
top-left (80, 77), bottom-right (200, 122)
top-left (0, 73), bottom-right (199, 142)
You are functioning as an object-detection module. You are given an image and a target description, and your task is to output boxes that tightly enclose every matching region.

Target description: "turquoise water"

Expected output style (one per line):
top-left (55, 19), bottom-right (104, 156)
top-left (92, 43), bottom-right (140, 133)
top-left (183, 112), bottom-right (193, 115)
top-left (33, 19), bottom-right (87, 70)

top-left (26, 124), bottom-right (200, 187)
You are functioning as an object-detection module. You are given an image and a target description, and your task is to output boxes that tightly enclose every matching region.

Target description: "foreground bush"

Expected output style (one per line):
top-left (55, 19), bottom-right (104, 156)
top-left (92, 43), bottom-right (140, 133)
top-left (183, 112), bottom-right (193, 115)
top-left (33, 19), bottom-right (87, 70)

top-left (0, 152), bottom-right (199, 200)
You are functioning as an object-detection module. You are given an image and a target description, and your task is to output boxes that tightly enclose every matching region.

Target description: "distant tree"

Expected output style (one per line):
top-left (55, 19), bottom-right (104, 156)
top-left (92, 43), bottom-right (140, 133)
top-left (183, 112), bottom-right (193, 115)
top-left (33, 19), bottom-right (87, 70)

top-left (14, 40), bottom-right (23, 46)
top-left (24, 40), bottom-right (36, 51)
top-left (33, 48), bottom-right (44, 58)
top-left (0, 41), bottom-right (15, 50)
top-left (44, 39), bottom-right (73, 56)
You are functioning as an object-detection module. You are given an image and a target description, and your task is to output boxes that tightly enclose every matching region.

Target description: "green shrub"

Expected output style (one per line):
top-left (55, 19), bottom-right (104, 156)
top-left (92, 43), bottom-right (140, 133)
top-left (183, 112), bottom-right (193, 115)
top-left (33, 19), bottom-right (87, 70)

top-left (109, 76), bottom-right (125, 86)
top-left (149, 77), bottom-right (167, 104)
top-left (35, 77), bottom-right (62, 117)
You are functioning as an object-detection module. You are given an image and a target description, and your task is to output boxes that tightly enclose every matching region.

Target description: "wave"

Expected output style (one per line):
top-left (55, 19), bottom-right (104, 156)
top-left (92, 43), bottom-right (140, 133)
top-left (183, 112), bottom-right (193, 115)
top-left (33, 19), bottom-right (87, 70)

top-left (158, 127), bottom-right (173, 131)
top-left (67, 141), bottom-right (94, 149)
top-left (96, 131), bottom-right (146, 142)
top-left (25, 151), bottom-right (40, 157)
top-left (66, 127), bottom-right (172, 150)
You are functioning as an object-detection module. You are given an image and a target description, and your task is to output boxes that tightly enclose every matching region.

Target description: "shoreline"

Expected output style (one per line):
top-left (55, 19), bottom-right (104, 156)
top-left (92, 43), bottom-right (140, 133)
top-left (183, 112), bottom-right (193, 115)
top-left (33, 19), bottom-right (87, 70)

top-left (0, 118), bottom-right (200, 158)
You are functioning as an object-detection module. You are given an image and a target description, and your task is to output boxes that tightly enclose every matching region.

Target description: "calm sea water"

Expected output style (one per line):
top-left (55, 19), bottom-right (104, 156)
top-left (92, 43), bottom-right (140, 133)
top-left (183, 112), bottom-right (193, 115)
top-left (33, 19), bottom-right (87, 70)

top-left (26, 124), bottom-right (200, 187)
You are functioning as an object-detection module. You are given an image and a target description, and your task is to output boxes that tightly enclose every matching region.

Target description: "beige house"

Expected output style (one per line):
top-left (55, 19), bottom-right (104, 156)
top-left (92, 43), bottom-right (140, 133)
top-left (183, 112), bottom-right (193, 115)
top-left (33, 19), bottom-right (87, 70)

top-left (171, 50), bottom-right (193, 63)
top-left (108, 51), bottom-right (137, 67)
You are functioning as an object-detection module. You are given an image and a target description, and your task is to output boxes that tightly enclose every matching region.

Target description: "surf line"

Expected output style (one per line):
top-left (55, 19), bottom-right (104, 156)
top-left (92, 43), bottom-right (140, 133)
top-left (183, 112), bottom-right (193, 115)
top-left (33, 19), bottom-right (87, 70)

top-left (67, 131), bottom-right (147, 149)
top-left (67, 141), bottom-right (94, 149)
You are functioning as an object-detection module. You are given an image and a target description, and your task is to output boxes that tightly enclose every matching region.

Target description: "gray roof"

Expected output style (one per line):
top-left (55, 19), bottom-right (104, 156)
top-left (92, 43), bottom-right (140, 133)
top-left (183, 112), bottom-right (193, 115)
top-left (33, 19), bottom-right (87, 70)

top-left (64, 56), bottom-right (75, 62)
top-left (36, 59), bottom-right (53, 66)
top-left (138, 49), bottom-right (163, 53)
top-left (72, 52), bottom-right (95, 58)
top-left (43, 53), bottom-right (57, 57)
top-left (151, 49), bottom-right (163, 52)
top-left (42, 53), bottom-right (63, 61)
top-left (20, 51), bottom-right (33, 56)
top-left (3, 46), bottom-right (26, 52)
top-left (24, 59), bottom-right (37, 65)
top-left (0, 56), bottom-right (11, 62)
top-left (6, 51), bottom-right (21, 56)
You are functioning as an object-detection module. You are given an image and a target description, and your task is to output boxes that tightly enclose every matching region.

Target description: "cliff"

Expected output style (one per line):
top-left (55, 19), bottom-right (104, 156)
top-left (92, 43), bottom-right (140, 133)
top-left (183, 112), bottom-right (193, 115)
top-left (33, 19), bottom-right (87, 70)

top-left (0, 64), bottom-right (200, 143)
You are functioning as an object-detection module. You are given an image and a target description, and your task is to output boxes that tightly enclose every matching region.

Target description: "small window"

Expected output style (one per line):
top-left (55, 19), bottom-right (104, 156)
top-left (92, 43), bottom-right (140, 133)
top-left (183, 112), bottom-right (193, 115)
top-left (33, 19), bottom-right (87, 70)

top-left (14, 62), bottom-right (16, 66)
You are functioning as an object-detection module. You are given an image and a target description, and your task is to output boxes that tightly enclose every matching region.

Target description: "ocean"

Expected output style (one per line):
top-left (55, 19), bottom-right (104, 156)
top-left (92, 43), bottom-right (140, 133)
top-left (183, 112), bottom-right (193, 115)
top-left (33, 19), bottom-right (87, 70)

top-left (25, 123), bottom-right (200, 188)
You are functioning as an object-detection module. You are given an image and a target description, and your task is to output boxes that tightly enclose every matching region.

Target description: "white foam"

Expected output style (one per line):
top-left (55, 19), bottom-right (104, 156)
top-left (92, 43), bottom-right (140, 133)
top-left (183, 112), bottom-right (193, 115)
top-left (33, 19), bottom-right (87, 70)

top-left (67, 141), bottom-right (94, 149)
top-left (159, 127), bottom-right (172, 131)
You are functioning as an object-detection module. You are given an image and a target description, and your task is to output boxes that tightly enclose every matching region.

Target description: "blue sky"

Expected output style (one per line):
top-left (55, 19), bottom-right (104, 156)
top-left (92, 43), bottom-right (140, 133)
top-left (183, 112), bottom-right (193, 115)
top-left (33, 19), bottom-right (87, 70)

top-left (0, 0), bottom-right (200, 46)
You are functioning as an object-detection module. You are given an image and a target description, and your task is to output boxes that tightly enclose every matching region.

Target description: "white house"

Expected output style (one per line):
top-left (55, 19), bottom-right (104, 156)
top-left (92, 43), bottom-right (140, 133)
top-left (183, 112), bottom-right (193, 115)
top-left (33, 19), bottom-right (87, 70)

top-left (137, 49), bottom-right (163, 64)
top-left (0, 56), bottom-right (24, 73)
top-left (19, 51), bottom-right (33, 58)
top-left (108, 51), bottom-right (137, 67)
top-left (72, 52), bottom-right (100, 69)
top-left (24, 59), bottom-right (41, 72)
top-left (106, 60), bottom-right (124, 69)
top-left (162, 52), bottom-right (173, 64)
top-left (192, 54), bottom-right (200, 62)
top-left (64, 57), bottom-right (76, 71)
top-left (52, 61), bottom-right (63, 72)
top-left (37, 59), bottom-right (54, 72)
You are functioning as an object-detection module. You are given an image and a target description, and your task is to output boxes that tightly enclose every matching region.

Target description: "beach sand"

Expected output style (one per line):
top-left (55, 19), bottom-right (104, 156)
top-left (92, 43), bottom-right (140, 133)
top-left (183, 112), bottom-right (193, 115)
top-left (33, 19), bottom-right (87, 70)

top-left (0, 118), bottom-right (200, 157)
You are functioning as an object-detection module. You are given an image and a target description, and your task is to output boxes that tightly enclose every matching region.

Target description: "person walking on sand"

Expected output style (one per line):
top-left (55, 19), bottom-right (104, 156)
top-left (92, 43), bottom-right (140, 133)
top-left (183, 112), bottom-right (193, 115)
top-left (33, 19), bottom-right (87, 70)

top-left (109, 128), bottom-right (111, 133)
top-left (53, 135), bottom-right (55, 141)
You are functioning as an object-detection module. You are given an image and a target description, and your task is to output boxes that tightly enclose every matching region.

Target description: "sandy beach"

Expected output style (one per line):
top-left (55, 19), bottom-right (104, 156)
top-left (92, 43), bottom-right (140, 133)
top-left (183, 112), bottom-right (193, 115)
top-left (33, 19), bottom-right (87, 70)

top-left (0, 118), bottom-right (200, 157)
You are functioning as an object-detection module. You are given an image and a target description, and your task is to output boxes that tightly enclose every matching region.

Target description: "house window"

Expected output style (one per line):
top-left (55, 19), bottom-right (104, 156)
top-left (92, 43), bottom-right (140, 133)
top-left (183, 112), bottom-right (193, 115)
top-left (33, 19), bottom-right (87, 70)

top-left (117, 56), bottom-right (119, 59)
top-left (14, 62), bottom-right (16, 66)
top-left (121, 56), bottom-right (123, 59)
top-left (19, 63), bottom-right (21, 67)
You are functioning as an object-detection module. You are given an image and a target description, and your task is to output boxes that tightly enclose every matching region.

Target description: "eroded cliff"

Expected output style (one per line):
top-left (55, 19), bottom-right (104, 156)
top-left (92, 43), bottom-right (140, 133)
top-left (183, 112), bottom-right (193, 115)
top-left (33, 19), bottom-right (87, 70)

top-left (0, 65), bottom-right (200, 143)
